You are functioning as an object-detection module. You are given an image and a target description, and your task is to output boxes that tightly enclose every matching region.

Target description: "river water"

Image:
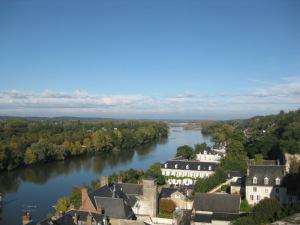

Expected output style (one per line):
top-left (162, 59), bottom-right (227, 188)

top-left (0, 126), bottom-right (211, 225)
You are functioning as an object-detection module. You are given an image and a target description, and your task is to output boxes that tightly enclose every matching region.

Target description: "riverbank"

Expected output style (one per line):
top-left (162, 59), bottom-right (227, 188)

top-left (0, 120), bottom-right (168, 171)
top-left (0, 127), bottom-right (211, 225)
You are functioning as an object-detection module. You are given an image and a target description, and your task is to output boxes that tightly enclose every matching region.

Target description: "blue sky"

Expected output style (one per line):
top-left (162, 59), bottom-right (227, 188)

top-left (0, 0), bottom-right (299, 119)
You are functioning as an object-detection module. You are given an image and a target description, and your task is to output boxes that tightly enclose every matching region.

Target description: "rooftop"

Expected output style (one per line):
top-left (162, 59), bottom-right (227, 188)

top-left (193, 193), bottom-right (240, 214)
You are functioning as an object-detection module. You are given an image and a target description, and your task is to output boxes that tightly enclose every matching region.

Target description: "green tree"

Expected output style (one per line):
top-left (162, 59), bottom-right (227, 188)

top-left (254, 154), bottom-right (263, 165)
top-left (252, 198), bottom-right (282, 223)
top-left (194, 143), bottom-right (208, 154)
top-left (176, 145), bottom-right (194, 159)
top-left (24, 148), bottom-right (37, 165)
top-left (55, 197), bottom-right (70, 213)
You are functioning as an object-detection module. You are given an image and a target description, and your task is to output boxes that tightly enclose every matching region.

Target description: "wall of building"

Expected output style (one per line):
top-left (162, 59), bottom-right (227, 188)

top-left (161, 168), bottom-right (215, 186)
top-left (136, 180), bottom-right (158, 217)
top-left (246, 186), bottom-right (287, 205)
top-left (196, 152), bottom-right (221, 163)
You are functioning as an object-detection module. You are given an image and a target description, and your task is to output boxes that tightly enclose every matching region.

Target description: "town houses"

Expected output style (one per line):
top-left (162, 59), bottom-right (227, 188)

top-left (161, 160), bottom-right (218, 186)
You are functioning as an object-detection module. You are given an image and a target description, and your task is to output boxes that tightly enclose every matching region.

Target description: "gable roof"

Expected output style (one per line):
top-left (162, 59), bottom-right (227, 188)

top-left (160, 187), bottom-right (185, 198)
top-left (246, 165), bottom-right (285, 186)
top-left (193, 193), bottom-right (240, 214)
top-left (94, 196), bottom-right (134, 219)
top-left (86, 184), bottom-right (136, 219)
top-left (37, 210), bottom-right (105, 225)
top-left (161, 160), bottom-right (218, 171)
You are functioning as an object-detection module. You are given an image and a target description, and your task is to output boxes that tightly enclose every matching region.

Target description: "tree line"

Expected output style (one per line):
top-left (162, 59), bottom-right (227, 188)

top-left (0, 119), bottom-right (168, 171)
top-left (202, 109), bottom-right (300, 161)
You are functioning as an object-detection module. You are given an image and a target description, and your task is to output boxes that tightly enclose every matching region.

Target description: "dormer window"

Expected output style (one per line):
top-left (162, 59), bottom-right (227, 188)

top-left (175, 164), bottom-right (178, 169)
top-left (197, 165), bottom-right (201, 170)
top-left (208, 166), bottom-right (212, 171)
top-left (165, 163), bottom-right (167, 168)
top-left (186, 164), bottom-right (189, 170)
top-left (253, 176), bottom-right (257, 184)
top-left (264, 177), bottom-right (269, 185)
top-left (275, 178), bottom-right (280, 185)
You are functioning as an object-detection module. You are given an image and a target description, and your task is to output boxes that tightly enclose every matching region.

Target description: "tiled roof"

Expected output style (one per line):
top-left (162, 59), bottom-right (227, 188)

top-left (88, 184), bottom-right (136, 219)
top-left (38, 210), bottom-right (106, 225)
top-left (161, 160), bottom-right (218, 171)
top-left (116, 183), bottom-right (143, 195)
top-left (246, 165), bottom-right (285, 186)
top-left (94, 197), bottom-right (134, 219)
top-left (193, 193), bottom-right (240, 214)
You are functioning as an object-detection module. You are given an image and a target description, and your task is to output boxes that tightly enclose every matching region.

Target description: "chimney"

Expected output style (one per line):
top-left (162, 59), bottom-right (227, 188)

top-left (118, 176), bottom-right (123, 183)
top-left (81, 187), bottom-right (89, 208)
top-left (86, 213), bottom-right (93, 225)
top-left (100, 176), bottom-right (109, 187)
top-left (22, 211), bottom-right (32, 225)
top-left (72, 213), bottom-right (79, 225)
top-left (246, 166), bottom-right (250, 176)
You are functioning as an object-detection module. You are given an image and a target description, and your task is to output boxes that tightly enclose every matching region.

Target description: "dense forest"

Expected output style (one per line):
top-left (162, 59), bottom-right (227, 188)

top-left (0, 119), bottom-right (168, 171)
top-left (202, 109), bottom-right (300, 161)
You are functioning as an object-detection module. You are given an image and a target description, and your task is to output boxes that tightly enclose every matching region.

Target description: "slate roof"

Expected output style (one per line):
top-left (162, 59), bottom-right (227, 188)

top-left (193, 193), bottom-right (240, 214)
top-left (246, 165), bottom-right (285, 186)
top-left (160, 187), bottom-right (185, 198)
top-left (94, 196), bottom-right (134, 219)
top-left (161, 160), bottom-right (218, 171)
top-left (87, 184), bottom-right (136, 219)
top-left (37, 210), bottom-right (106, 225)
top-left (116, 183), bottom-right (143, 195)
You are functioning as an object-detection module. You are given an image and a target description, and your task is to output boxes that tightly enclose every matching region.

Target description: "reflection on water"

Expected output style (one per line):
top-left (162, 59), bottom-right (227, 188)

top-left (0, 127), bottom-right (211, 225)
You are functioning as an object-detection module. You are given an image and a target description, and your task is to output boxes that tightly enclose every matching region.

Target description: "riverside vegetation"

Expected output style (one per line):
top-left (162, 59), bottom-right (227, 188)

top-left (0, 119), bottom-right (168, 171)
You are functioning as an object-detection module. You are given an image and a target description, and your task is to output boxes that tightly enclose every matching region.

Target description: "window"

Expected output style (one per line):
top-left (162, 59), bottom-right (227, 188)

top-left (165, 164), bottom-right (167, 168)
top-left (175, 164), bottom-right (178, 169)
top-left (265, 189), bottom-right (268, 193)
top-left (197, 165), bottom-right (201, 170)
top-left (250, 195), bottom-right (254, 201)
top-left (208, 166), bottom-right (212, 171)
top-left (253, 187), bottom-right (257, 192)
top-left (275, 178), bottom-right (280, 185)
top-left (186, 165), bottom-right (189, 170)
top-left (276, 188), bottom-right (280, 194)
top-left (264, 177), bottom-right (269, 185)
top-left (253, 177), bottom-right (257, 184)
top-left (257, 195), bottom-right (260, 201)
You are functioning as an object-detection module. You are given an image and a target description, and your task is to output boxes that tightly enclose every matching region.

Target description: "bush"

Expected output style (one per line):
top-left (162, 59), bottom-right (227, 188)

top-left (159, 199), bottom-right (176, 214)
top-left (193, 168), bottom-right (227, 193)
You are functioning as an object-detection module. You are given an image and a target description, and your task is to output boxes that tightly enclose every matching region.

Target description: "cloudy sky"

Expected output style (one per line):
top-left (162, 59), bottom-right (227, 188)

top-left (0, 0), bottom-right (299, 119)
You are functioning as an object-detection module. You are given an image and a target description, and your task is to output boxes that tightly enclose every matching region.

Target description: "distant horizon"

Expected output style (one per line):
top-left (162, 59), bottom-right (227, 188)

top-left (0, 108), bottom-right (298, 121)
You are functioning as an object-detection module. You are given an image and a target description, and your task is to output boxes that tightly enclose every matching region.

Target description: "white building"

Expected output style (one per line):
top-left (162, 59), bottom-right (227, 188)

top-left (245, 165), bottom-right (289, 205)
top-left (196, 150), bottom-right (222, 163)
top-left (161, 160), bottom-right (218, 186)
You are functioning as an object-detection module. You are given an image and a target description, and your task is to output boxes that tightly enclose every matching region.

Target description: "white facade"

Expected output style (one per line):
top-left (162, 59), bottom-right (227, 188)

top-left (246, 185), bottom-right (287, 205)
top-left (161, 168), bottom-right (215, 186)
top-left (196, 151), bottom-right (222, 163)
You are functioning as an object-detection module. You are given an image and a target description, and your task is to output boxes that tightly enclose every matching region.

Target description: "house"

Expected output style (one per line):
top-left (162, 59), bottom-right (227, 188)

top-left (245, 165), bottom-right (288, 205)
top-left (36, 210), bottom-right (109, 225)
top-left (192, 193), bottom-right (240, 225)
top-left (196, 150), bottom-right (222, 163)
top-left (161, 160), bottom-right (218, 186)
top-left (80, 176), bottom-right (158, 218)
top-left (159, 187), bottom-right (193, 209)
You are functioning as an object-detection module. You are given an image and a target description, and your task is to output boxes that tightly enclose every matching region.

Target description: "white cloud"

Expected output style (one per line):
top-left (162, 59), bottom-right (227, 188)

top-left (0, 77), bottom-right (299, 119)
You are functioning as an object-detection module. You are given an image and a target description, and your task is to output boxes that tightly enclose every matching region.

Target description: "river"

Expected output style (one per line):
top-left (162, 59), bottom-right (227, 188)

top-left (0, 126), bottom-right (211, 225)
